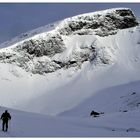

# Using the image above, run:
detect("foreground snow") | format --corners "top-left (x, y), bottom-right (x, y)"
top-left (1, 80), bottom-right (140, 137)
top-left (0, 105), bottom-right (140, 137)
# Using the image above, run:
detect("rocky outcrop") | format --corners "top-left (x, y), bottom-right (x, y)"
top-left (0, 8), bottom-right (138, 75)
top-left (15, 33), bottom-right (65, 57)
top-left (57, 8), bottom-right (138, 36)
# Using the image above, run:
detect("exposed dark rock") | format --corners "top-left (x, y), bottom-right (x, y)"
top-left (131, 92), bottom-right (136, 95)
top-left (0, 8), bottom-right (138, 75)
top-left (16, 34), bottom-right (65, 57)
top-left (123, 110), bottom-right (128, 112)
top-left (58, 9), bottom-right (138, 36)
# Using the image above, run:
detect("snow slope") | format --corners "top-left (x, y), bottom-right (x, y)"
top-left (0, 104), bottom-right (140, 137)
top-left (0, 8), bottom-right (139, 137)
top-left (0, 25), bottom-right (140, 115)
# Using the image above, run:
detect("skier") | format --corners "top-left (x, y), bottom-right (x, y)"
top-left (1, 110), bottom-right (11, 132)
top-left (90, 110), bottom-right (104, 117)
top-left (90, 110), bottom-right (100, 117)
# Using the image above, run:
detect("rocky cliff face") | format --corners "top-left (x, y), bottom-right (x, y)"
top-left (0, 8), bottom-right (139, 75)
top-left (57, 8), bottom-right (138, 36)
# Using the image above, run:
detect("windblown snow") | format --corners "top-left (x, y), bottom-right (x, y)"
top-left (0, 8), bottom-right (140, 137)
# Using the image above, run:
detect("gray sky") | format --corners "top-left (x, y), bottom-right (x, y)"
top-left (0, 3), bottom-right (140, 44)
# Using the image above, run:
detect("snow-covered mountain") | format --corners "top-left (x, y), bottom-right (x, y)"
top-left (0, 8), bottom-right (140, 137)
top-left (0, 8), bottom-right (138, 74)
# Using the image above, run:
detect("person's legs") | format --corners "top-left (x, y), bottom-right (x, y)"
top-left (2, 121), bottom-right (4, 131)
top-left (5, 121), bottom-right (8, 132)
top-left (2, 121), bottom-right (6, 131)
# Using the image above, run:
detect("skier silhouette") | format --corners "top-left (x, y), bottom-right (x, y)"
top-left (1, 110), bottom-right (11, 132)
